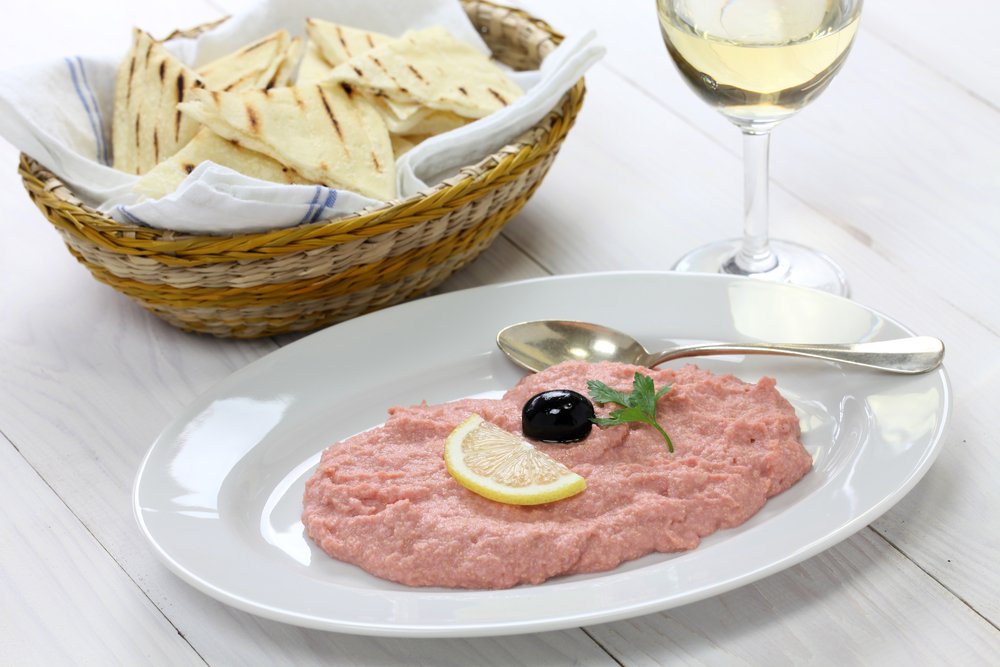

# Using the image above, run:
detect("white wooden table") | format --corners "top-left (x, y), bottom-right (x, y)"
top-left (2, 1), bottom-right (998, 664)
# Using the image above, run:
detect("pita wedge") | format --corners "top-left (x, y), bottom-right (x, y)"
top-left (112, 28), bottom-right (205, 175)
top-left (196, 30), bottom-right (291, 92)
top-left (178, 83), bottom-right (395, 200)
top-left (133, 127), bottom-right (310, 199)
top-left (270, 36), bottom-right (304, 89)
top-left (303, 20), bottom-right (435, 129)
top-left (296, 40), bottom-right (334, 85)
top-left (305, 18), bottom-right (392, 66)
top-left (370, 95), bottom-right (468, 134)
top-left (328, 26), bottom-right (523, 119)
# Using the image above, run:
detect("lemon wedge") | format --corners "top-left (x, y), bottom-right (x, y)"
top-left (444, 414), bottom-right (586, 505)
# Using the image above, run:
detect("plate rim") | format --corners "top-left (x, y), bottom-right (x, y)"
top-left (133, 270), bottom-right (952, 637)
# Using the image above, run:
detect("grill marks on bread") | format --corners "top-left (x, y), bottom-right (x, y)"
top-left (117, 20), bottom-right (517, 204)
top-left (175, 73), bottom-right (186, 141)
top-left (306, 18), bottom-right (392, 67)
top-left (112, 28), bottom-right (204, 174)
top-left (487, 87), bottom-right (509, 106)
top-left (125, 57), bottom-right (136, 105)
top-left (326, 26), bottom-right (522, 120)
top-left (177, 82), bottom-right (394, 199)
top-left (366, 55), bottom-right (409, 95)
top-left (133, 127), bottom-right (310, 200)
top-left (318, 86), bottom-right (346, 144)
top-left (243, 35), bottom-right (273, 53)
top-left (195, 29), bottom-right (295, 93)
top-left (336, 26), bottom-right (349, 54)
top-left (245, 103), bottom-right (260, 132)
top-left (115, 26), bottom-right (302, 184)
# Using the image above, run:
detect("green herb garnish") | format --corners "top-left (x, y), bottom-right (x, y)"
top-left (587, 372), bottom-right (674, 452)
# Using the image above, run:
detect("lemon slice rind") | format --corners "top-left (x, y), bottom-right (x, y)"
top-left (444, 414), bottom-right (586, 506)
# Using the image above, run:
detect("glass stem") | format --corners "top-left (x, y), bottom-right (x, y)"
top-left (726, 129), bottom-right (778, 275)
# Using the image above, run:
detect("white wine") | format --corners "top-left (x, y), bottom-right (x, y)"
top-left (657, 0), bottom-right (861, 131)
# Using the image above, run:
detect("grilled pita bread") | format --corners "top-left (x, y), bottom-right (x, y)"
top-left (369, 95), bottom-right (468, 134)
top-left (328, 26), bottom-right (523, 119)
top-left (302, 21), bottom-right (438, 131)
top-left (301, 21), bottom-right (471, 136)
top-left (196, 30), bottom-right (291, 92)
top-left (112, 28), bottom-right (205, 174)
top-left (270, 36), bottom-right (304, 89)
top-left (178, 83), bottom-right (395, 200)
top-left (296, 40), bottom-right (334, 85)
top-left (133, 127), bottom-right (309, 199)
top-left (305, 19), bottom-right (392, 66)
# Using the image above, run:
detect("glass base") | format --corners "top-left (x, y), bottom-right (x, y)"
top-left (672, 239), bottom-right (850, 297)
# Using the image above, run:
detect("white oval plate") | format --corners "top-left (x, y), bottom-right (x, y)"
top-left (134, 271), bottom-right (950, 637)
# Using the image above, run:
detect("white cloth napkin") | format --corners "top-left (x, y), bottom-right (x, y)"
top-left (0, 0), bottom-right (603, 235)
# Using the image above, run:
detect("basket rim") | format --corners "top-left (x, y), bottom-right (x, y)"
top-left (19, 0), bottom-right (583, 251)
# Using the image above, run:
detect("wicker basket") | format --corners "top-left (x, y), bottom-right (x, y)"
top-left (18, 0), bottom-right (585, 338)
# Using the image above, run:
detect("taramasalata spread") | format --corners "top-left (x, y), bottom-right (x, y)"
top-left (302, 361), bottom-right (811, 589)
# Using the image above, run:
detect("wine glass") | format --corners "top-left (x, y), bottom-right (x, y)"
top-left (656, 0), bottom-right (863, 296)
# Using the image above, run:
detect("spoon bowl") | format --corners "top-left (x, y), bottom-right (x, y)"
top-left (497, 320), bottom-right (945, 375)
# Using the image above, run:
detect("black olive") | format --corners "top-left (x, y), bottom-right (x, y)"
top-left (522, 389), bottom-right (595, 443)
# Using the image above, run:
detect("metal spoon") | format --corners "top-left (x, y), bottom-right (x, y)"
top-left (496, 320), bottom-right (945, 374)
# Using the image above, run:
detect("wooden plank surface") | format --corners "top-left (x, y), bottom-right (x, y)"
top-left (0, 432), bottom-right (205, 666)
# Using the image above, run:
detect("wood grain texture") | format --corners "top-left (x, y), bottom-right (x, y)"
top-left (588, 529), bottom-right (1000, 666)
top-left (0, 433), bottom-right (204, 666)
top-left (433, 235), bottom-right (550, 293)
top-left (862, 0), bottom-right (1000, 109)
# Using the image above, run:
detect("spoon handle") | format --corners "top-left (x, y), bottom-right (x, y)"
top-left (649, 336), bottom-right (945, 374)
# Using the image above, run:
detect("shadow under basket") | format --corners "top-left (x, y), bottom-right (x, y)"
top-left (18, 0), bottom-right (585, 338)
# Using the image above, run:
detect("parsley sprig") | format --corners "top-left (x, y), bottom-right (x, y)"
top-left (587, 372), bottom-right (674, 452)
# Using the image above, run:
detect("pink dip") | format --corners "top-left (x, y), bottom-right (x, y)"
top-left (302, 361), bottom-right (811, 589)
